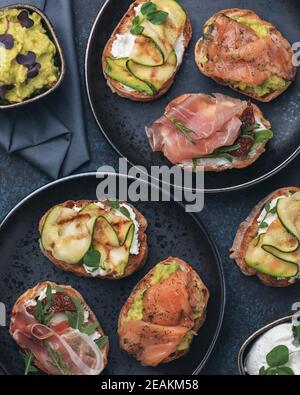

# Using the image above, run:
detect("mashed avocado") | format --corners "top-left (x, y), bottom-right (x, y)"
top-left (0, 9), bottom-right (59, 103)
top-left (229, 15), bottom-right (269, 38)
top-left (233, 75), bottom-right (287, 96)
top-left (126, 262), bottom-right (180, 322)
top-left (177, 330), bottom-right (197, 351)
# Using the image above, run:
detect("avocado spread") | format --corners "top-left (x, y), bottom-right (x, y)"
top-left (233, 75), bottom-right (287, 97)
top-left (126, 261), bottom-right (196, 351)
top-left (0, 9), bottom-right (59, 103)
top-left (229, 15), bottom-right (269, 38)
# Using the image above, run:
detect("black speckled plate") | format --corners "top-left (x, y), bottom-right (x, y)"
top-left (85, 0), bottom-right (300, 193)
top-left (0, 173), bottom-right (225, 375)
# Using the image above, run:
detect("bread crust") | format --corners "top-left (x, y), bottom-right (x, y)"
top-left (118, 257), bottom-right (210, 364)
top-left (9, 281), bottom-right (109, 375)
top-left (230, 187), bottom-right (300, 287)
top-left (102, 0), bottom-right (192, 101)
top-left (39, 200), bottom-right (148, 280)
top-left (195, 8), bottom-right (297, 102)
top-left (154, 93), bottom-right (271, 172)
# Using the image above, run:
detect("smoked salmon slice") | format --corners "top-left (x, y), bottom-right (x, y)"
top-left (197, 10), bottom-right (296, 100)
top-left (118, 258), bottom-right (210, 367)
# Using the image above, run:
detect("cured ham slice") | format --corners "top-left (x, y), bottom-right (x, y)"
top-left (11, 304), bottom-right (104, 375)
top-left (146, 93), bottom-right (247, 164)
top-left (203, 13), bottom-right (295, 85)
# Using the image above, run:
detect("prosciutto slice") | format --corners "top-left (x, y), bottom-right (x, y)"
top-left (11, 305), bottom-right (104, 375)
top-left (146, 93), bottom-right (247, 164)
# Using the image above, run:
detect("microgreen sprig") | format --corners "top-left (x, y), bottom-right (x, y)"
top-left (259, 345), bottom-right (294, 375)
top-left (164, 115), bottom-right (197, 145)
top-left (21, 351), bottom-right (38, 375)
top-left (34, 284), bottom-right (54, 325)
top-left (131, 2), bottom-right (169, 35)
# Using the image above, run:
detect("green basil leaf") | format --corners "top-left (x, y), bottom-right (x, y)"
top-left (83, 249), bottom-right (101, 268)
top-left (131, 25), bottom-right (144, 35)
top-left (147, 10), bottom-right (168, 25)
top-left (141, 2), bottom-right (156, 15)
top-left (95, 335), bottom-right (109, 349)
top-left (120, 206), bottom-right (131, 219)
top-left (266, 345), bottom-right (289, 367)
top-left (270, 207), bottom-right (277, 214)
top-left (276, 366), bottom-right (295, 375)
top-left (264, 203), bottom-right (271, 212)
top-left (254, 129), bottom-right (273, 144)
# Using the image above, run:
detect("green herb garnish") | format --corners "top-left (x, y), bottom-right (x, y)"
top-left (107, 200), bottom-right (120, 210)
top-left (293, 323), bottom-right (300, 345)
top-left (259, 202), bottom-right (276, 230)
top-left (259, 345), bottom-right (294, 375)
top-left (241, 123), bottom-right (261, 134)
top-left (46, 344), bottom-right (70, 375)
top-left (120, 206), bottom-right (131, 219)
top-left (34, 284), bottom-right (54, 325)
top-left (131, 2), bottom-right (169, 35)
top-left (21, 351), bottom-right (38, 375)
top-left (254, 129), bottom-right (273, 144)
top-left (95, 336), bottom-right (109, 350)
top-left (83, 249), bottom-right (101, 272)
top-left (164, 115), bottom-right (197, 145)
top-left (55, 287), bottom-right (100, 336)
top-left (192, 143), bottom-right (241, 163)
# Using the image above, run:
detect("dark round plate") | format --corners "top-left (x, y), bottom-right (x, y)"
top-left (85, 0), bottom-right (300, 193)
top-left (0, 173), bottom-right (225, 375)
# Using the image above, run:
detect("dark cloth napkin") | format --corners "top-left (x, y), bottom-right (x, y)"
top-left (0, 0), bottom-right (90, 178)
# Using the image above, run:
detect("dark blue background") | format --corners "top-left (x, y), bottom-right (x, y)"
top-left (0, 0), bottom-right (299, 375)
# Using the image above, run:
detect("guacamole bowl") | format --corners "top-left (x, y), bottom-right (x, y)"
top-left (0, 4), bottom-right (65, 109)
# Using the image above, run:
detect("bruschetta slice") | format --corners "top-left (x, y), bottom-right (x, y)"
top-left (230, 187), bottom-right (300, 287)
top-left (39, 200), bottom-right (148, 280)
top-left (118, 257), bottom-right (209, 366)
top-left (10, 281), bottom-right (109, 375)
top-left (195, 9), bottom-right (296, 102)
top-left (102, 0), bottom-right (192, 101)
top-left (146, 93), bottom-right (272, 171)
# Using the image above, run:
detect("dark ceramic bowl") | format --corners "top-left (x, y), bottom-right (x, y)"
top-left (238, 315), bottom-right (294, 375)
top-left (0, 4), bottom-right (65, 110)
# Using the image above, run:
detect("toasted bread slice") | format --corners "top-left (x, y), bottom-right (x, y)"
top-left (148, 93), bottom-right (271, 172)
top-left (39, 200), bottom-right (148, 280)
top-left (9, 281), bottom-right (109, 375)
top-left (102, 0), bottom-right (192, 102)
top-left (195, 9), bottom-right (297, 102)
top-left (118, 257), bottom-right (209, 364)
top-left (230, 187), bottom-right (300, 287)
